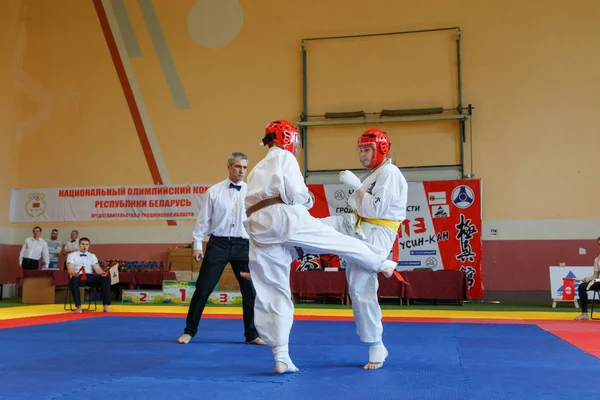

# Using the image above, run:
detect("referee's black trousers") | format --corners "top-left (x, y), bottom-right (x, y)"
top-left (183, 236), bottom-right (259, 341)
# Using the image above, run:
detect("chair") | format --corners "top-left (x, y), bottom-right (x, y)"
top-left (64, 278), bottom-right (98, 312)
top-left (591, 290), bottom-right (600, 320)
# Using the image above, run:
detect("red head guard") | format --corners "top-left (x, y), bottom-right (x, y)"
top-left (357, 128), bottom-right (391, 169)
top-left (262, 120), bottom-right (300, 156)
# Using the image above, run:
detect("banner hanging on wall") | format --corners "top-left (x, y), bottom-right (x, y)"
top-left (303, 179), bottom-right (484, 298)
top-left (10, 179), bottom-right (483, 297)
top-left (9, 185), bottom-right (211, 222)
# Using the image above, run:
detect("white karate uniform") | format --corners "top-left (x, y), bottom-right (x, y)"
top-left (321, 159), bottom-right (407, 343)
top-left (244, 147), bottom-right (392, 348)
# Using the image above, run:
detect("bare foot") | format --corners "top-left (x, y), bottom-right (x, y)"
top-left (240, 272), bottom-right (252, 281)
top-left (575, 314), bottom-right (589, 320)
top-left (246, 337), bottom-right (266, 345)
top-left (178, 334), bottom-right (192, 344)
top-left (363, 361), bottom-right (384, 370)
top-left (275, 360), bottom-right (299, 374)
top-left (103, 305), bottom-right (111, 313)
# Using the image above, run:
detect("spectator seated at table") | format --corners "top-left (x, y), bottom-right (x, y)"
top-left (66, 237), bottom-right (111, 313)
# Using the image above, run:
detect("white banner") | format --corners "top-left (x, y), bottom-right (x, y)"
top-left (9, 185), bottom-right (211, 222)
top-left (549, 266), bottom-right (595, 299)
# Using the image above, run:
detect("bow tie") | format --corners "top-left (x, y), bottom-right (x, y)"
top-left (80, 253), bottom-right (87, 257)
top-left (71, 240), bottom-right (76, 243)
top-left (229, 183), bottom-right (241, 191)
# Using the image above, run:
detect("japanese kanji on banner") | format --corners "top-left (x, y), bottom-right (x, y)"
top-left (300, 179), bottom-right (483, 299)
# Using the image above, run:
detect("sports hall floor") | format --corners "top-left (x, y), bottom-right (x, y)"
top-left (0, 301), bottom-right (597, 400)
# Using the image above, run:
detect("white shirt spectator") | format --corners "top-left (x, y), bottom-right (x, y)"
top-left (193, 179), bottom-right (249, 250)
top-left (67, 251), bottom-right (99, 275)
top-left (64, 239), bottom-right (79, 253)
top-left (19, 237), bottom-right (50, 266)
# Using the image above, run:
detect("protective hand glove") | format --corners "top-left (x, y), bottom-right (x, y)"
top-left (339, 170), bottom-right (362, 190)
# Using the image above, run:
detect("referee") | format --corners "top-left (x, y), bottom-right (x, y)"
top-left (178, 152), bottom-right (264, 345)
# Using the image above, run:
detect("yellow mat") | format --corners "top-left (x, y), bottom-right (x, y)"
top-left (0, 304), bottom-right (581, 322)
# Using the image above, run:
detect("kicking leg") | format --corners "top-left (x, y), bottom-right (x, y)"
top-left (289, 216), bottom-right (396, 275)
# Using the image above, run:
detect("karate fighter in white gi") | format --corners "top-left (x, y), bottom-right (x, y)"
top-left (243, 120), bottom-right (399, 374)
top-left (321, 128), bottom-right (407, 370)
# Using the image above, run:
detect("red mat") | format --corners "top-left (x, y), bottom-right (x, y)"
top-left (538, 320), bottom-right (600, 358)
top-left (0, 313), bottom-right (97, 329)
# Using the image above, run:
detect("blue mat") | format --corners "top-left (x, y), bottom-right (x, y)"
top-left (0, 317), bottom-right (597, 400)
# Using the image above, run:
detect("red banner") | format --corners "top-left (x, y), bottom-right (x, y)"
top-left (297, 180), bottom-right (483, 298)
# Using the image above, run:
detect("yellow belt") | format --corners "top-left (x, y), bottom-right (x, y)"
top-left (354, 212), bottom-right (401, 233)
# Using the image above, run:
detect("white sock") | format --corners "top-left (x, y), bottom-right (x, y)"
top-left (272, 345), bottom-right (298, 373)
top-left (368, 341), bottom-right (387, 363)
